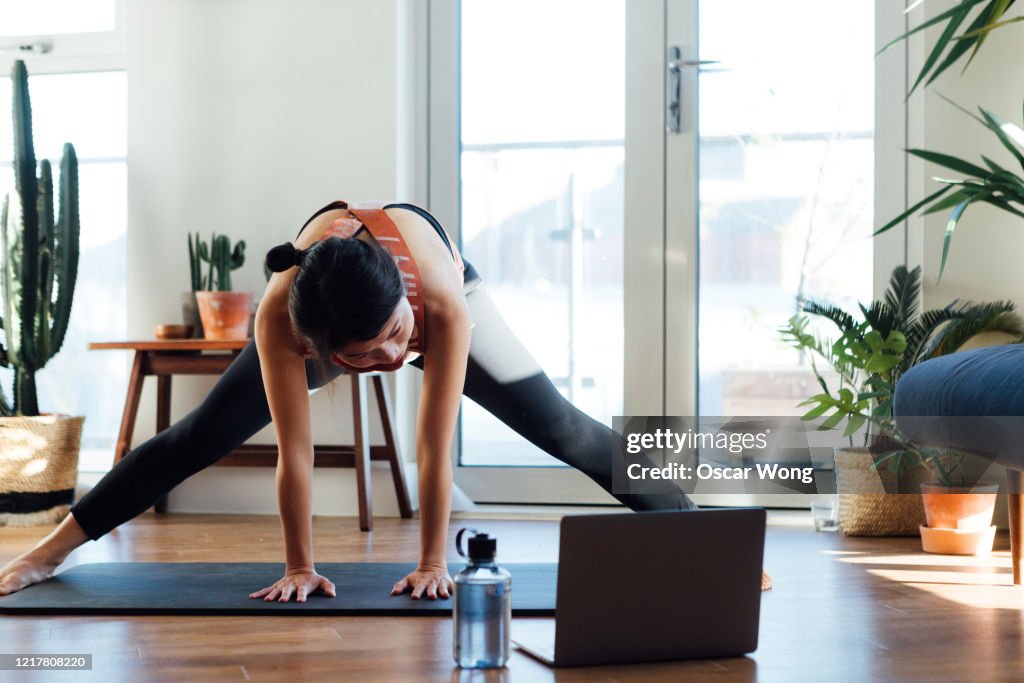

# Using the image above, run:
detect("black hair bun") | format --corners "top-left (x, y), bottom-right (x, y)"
top-left (265, 242), bottom-right (306, 273)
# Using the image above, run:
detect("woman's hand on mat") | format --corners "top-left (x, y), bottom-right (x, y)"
top-left (391, 564), bottom-right (453, 600)
top-left (249, 568), bottom-right (336, 603)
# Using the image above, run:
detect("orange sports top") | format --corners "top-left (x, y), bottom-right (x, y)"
top-left (315, 201), bottom-right (464, 374)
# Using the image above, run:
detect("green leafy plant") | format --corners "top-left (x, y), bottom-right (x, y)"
top-left (874, 96), bottom-right (1024, 279)
top-left (0, 60), bottom-right (80, 417)
top-left (781, 265), bottom-right (1024, 482)
top-left (197, 233), bottom-right (246, 291)
top-left (879, 0), bottom-right (1023, 96)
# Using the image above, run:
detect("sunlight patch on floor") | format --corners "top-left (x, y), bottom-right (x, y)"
top-left (838, 552), bottom-right (1011, 569)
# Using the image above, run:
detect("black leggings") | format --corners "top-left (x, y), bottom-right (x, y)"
top-left (70, 263), bottom-right (697, 541)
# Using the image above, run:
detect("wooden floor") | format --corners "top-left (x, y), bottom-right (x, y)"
top-left (2, 510), bottom-right (1024, 682)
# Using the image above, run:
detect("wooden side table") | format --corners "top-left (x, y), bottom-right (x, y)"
top-left (87, 339), bottom-right (413, 531)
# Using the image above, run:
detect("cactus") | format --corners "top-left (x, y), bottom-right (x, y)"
top-left (0, 60), bottom-right (80, 416)
top-left (198, 233), bottom-right (246, 291)
top-left (188, 232), bottom-right (208, 291)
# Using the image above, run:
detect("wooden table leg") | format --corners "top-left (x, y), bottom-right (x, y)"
top-left (1008, 470), bottom-right (1023, 586)
top-left (154, 374), bottom-right (172, 514)
top-left (352, 374), bottom-right (373, 531)
top-left (113, 351), bottom-right (146, 465)
top-left (372, 375), bottom-right (413, 518)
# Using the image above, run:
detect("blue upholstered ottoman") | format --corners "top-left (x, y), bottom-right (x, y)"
top-left (894, 344), bottom-right (1024, 583)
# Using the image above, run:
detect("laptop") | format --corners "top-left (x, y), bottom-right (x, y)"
top-left (512, 507), bottom-right (766, 667)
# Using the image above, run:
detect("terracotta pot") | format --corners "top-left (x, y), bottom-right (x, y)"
top-left (919, 524), bottom-right (996, 556)
top-left (195, 291), bottom-right (254, 340)
top-left (180, 291), bottom-right (204, 338)
top-left (920, 482), bottom-right (998, 531)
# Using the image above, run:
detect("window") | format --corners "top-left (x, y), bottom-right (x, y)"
top-left (0, 4), bottom-right (125, 472)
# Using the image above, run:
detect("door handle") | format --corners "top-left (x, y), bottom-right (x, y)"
top-left (666, 47), bottom-right (724, 134)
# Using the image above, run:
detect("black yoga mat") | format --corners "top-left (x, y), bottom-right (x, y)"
top-left (0, 562), bottom-right (557, 616)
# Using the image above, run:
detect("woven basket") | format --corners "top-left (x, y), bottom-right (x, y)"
top-left (0, 414), bottom-right (84, 527)
top-left (835, 447), bottom-right (928, 537)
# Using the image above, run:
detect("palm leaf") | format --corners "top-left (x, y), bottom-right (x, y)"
top-left (957, 14), bottom-right (1024, 38)
top-left (860, 301), bottom-right (898, 339)
top-left (883, 0), bottom-right (1022, 95)
top-left (922, 187), bottom-right (984, 215)
top-left (978, 106), bottom-right (1024, 170)
top-left (801, 299), bottom-right (857, 335)
top-left (925, 0), bottom-right (1018, 88)
top-left (874, 187), bottom-right (951, 235)
top-left (877, 0), bottom-right (985, 56)
top-left (981, 194), bottom-right (1024, 218)
top-left (939, 200), bottom-right (970, 280)
top-left (906, 148), bottom-right (992, 178)
top-left (918, 301), bottom-right (1022, 357)
top-left (960, 0), bottom-right (1013, 72)
top-left (883, 265), bottom-right (921, 331)
top-left (910, 0), bottom-right (975, 95)
top-left (903, 306), bottom-right (965, 369)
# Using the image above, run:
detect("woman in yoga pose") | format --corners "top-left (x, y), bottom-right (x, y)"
top-left (0, 200), bottom-right (768, 600)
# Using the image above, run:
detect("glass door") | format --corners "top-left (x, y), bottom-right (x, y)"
top-left (430, 0), bottom-right (889, 505)
top-left (666, 0), bottom-right (879, 505)
top-left (430, 0), bottom-right (667, 503)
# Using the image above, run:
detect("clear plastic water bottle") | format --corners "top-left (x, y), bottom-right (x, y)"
top-left (453, 527), bottom-right (512, 669)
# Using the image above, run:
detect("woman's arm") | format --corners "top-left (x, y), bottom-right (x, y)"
top-left (391, 295), bottom-right (472, 599)
top-left (248, 285), bottom-right (336, 602)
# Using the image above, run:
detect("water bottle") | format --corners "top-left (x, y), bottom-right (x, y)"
top-left (453, 527), bottom-right (512, 668)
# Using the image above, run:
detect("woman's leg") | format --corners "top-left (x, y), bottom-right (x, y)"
top-left (412, 263), bottom-right (698, 512)
top-left (1, 340), bottom-right (345, 595)
top-left (71, 339), bottom-right (345, 540)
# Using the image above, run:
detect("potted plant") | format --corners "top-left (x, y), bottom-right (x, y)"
top-left (878, 443), bottom-right (1001, 555)
top-left (194, 233), bottom-right (250, 340)
top-left (869, 0), bottom-right (1024, 554)
top-left (781, 265), bottom-right (1023, 537)
top-left (867, 98), bottom-right (1022, 553)
top-left (0, 60), bottom-right (85, 526)
top-left (181, 232), bottom-right (208, 338)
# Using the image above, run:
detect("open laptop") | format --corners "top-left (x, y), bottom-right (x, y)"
top-left (512, 507), bottom-right (766, 667)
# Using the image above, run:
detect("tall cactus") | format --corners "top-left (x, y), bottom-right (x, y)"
top-left (0, 60), bottom-right (80, 417)
top-left (199, 233), bottom-right (246, 291)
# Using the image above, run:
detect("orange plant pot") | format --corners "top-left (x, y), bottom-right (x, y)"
top-left (919, 525), bottom-right (997, 556)
top-left (920, 483), bottom-right (999, 531)
top-left (195, 291), bottom-right (254, 340)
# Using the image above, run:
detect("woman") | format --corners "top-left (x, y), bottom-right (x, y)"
top-left (0, 200), bottom-right (767, 600)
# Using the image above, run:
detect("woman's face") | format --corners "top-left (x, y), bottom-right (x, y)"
top-left (334, 298), bottom-right (415, 368)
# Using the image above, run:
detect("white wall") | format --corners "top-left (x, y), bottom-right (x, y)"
top-left (124, 0), bottom-right (425, 515)
top-left (917, 4), bottom-right (1024, 310)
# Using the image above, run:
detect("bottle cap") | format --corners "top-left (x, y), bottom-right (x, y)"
top-left (467, 533), bottom-right (496, 560)
top-left (456, 527), bottom-right (497, 561)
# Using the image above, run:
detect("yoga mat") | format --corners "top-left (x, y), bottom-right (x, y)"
top-left (0, 562), bottom-right (557, 616)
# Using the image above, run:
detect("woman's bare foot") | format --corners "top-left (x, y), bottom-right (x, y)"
top-left (761, 570), bottom-right (773, 591)
top-left (0, 548), bottom-right (62, 596)
top-left (0, 512), bottom-right (89, 597)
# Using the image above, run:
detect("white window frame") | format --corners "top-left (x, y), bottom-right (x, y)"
top-left (0, 0), bottom-right (125, 74)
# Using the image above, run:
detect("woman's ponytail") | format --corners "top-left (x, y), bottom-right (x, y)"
top-left (265, 242), bottom-right (307, 273)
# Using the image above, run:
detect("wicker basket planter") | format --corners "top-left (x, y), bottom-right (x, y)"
top-left (835, 447), bottom-right (929, 537)
top-left (0, 414), bottom-right (84, 526)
